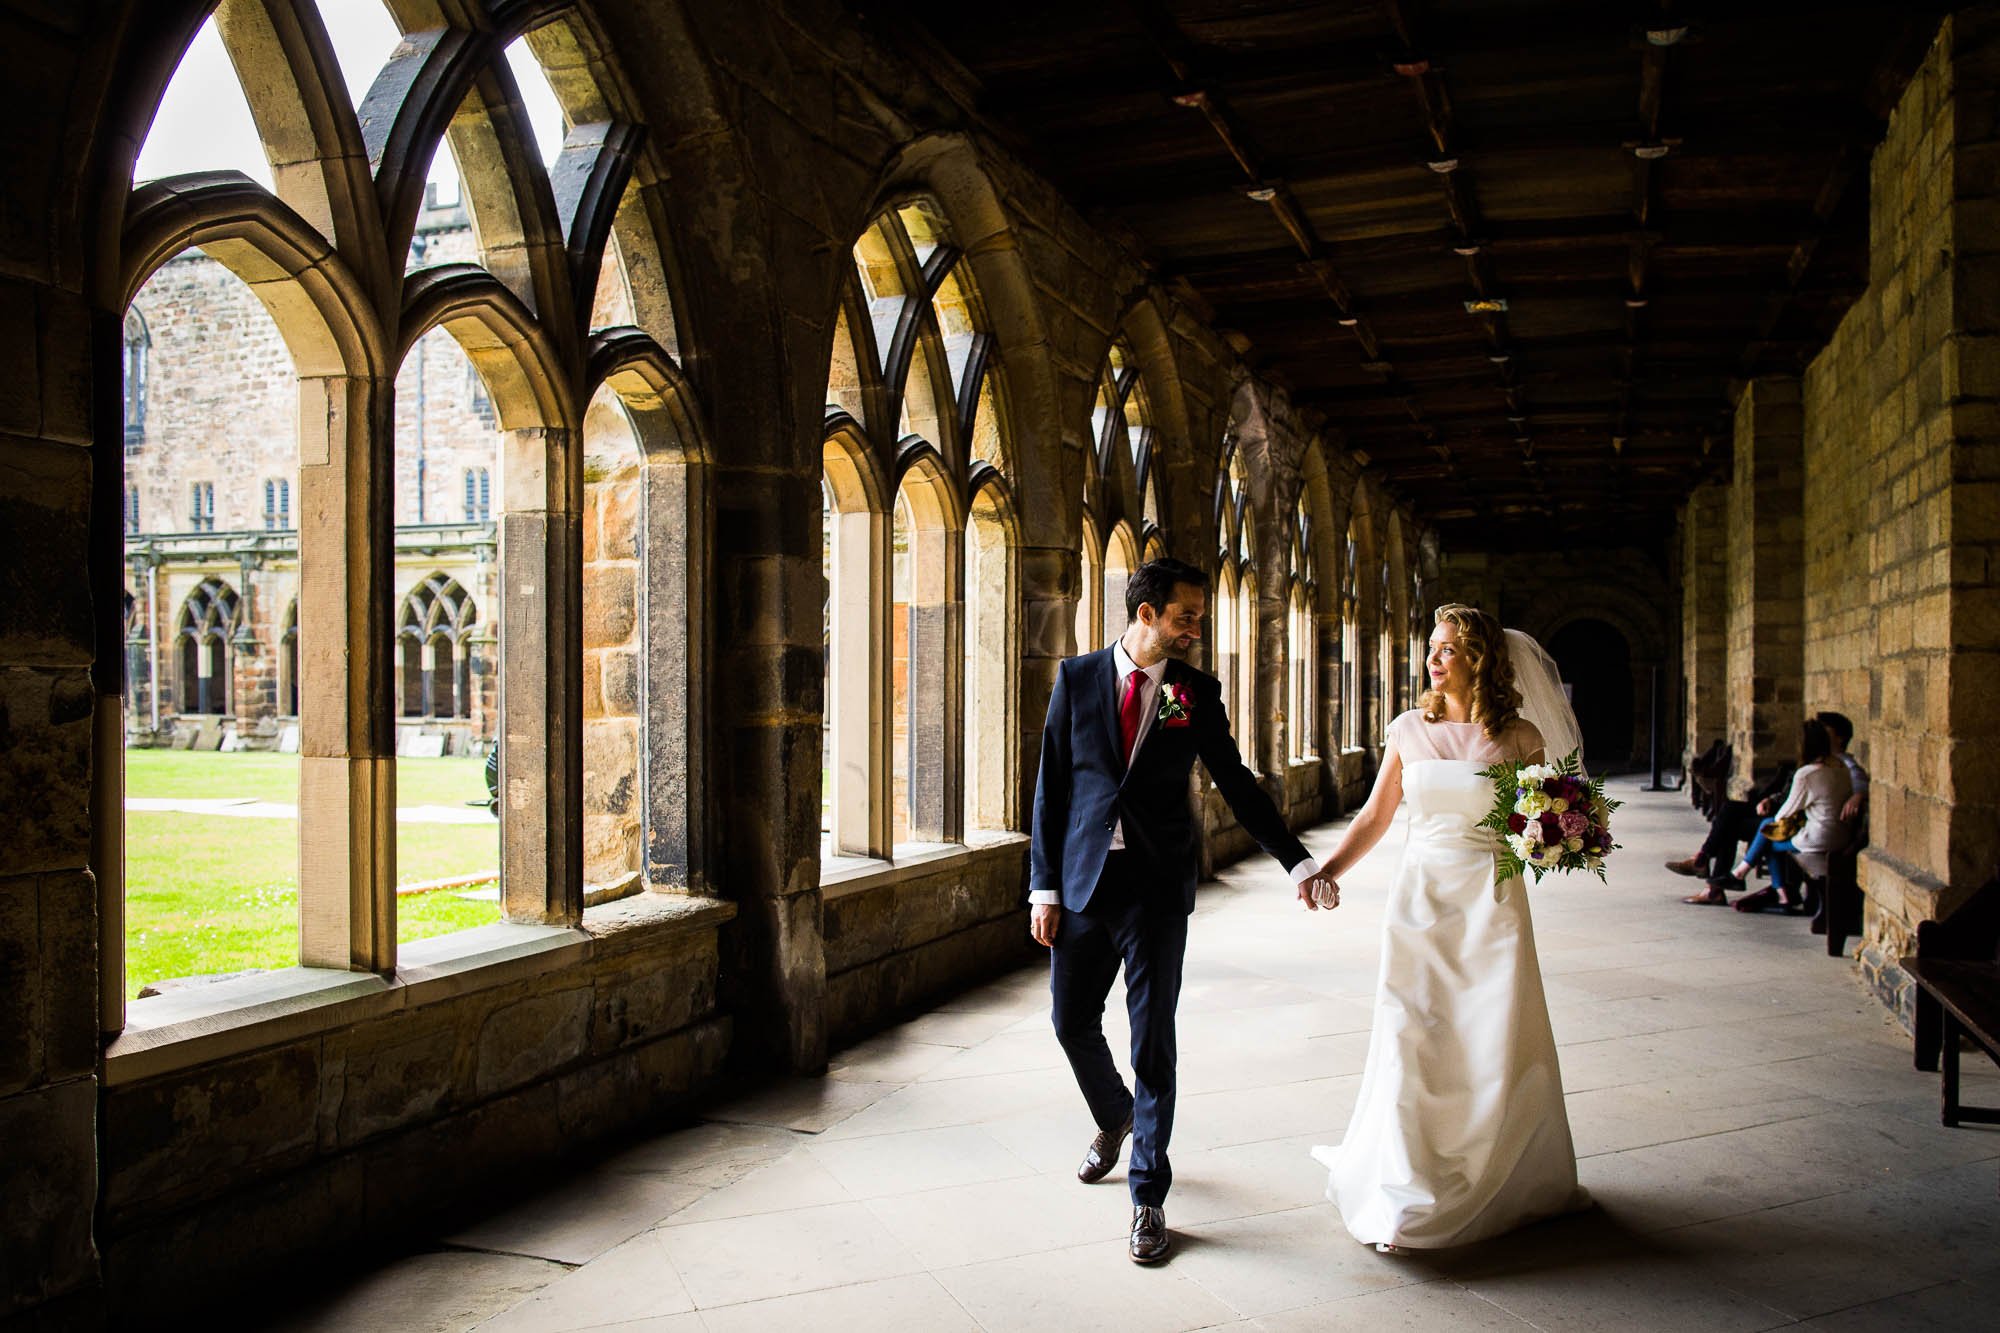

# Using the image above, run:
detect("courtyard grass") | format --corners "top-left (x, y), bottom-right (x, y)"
top-left (123, 751), bottom-right (501, 997)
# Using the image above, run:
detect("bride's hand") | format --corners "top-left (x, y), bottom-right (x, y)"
top-left (1298, 868), bottom-right (1341, 911)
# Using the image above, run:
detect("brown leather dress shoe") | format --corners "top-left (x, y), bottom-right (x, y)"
top-left (1664, 856), bottom-right (1704, 877)
top-left (1130, 1204), bottom-right (1170, 1263)
top-left (1077, 1112), bottom-right (1134, 1184)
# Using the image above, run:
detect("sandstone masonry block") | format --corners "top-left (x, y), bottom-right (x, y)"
top-left (0, 1079), bottom-right (97, 1315)
top-left (474, 986), bottom-right (593, 1097)
top-left (103, 1042), bottom-right (320, 1218)
top-left (0, 667), bottom-right (94, 878)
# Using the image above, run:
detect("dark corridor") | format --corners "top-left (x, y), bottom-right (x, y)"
top-left (1547, 619), bottom-right (1635, 767)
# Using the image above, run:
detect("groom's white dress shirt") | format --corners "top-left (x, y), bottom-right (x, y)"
top-left (1028, 640), bottom-right (1316, 907)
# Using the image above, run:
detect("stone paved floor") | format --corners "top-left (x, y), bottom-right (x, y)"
top-left (262, 779), bottom-right (2000, 1331)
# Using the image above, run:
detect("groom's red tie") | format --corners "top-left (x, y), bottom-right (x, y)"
top-left (1120, 668), bottom-right (1146, 767)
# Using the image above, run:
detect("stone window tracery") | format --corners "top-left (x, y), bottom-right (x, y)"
top-left (108, 0), bottom-right (702, 1014)
top-left (822, 196), bottom-right (1014, 859)
top-left (123, 308), bottom-right (149, 449)
top-left (263, 478), bottom-right (290, 531)
top-left (398, 573), bottom-right (477, 721)
top-left (176, 577), bottom-right (240, 717)
top-left (1289, 498), bottom-right (1316, 761)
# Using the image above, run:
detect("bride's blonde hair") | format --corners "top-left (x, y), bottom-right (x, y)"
top-left (1420, 603), bottom-right (1522, 740)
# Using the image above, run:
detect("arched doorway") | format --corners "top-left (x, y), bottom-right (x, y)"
top-left (1547, 619), bottom-right (1634, 767)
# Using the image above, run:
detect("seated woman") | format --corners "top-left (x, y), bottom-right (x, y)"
top-left (1729, 718), bottom-right (1853, 913)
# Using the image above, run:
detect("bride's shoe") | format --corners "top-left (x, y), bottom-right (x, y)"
top-left (1374, 1242), bottom-right (1402, 1254)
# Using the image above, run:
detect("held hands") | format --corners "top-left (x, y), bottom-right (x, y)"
top-left (1298, 866), bottom-right (1341, 911)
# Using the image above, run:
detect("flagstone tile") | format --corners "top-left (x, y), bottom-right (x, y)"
top-left (267, 1251), bottom-right (565, 1333)
top-left (806, 1123), bottom-right (1035, 1198)
top-left (442, 1172), bottom-right (706, 1265)
top-left (473, 1230), bottom-right (694, 1331)
top-left (935, 1244), bottom-right (1241, 1332)
top-left (650, 1201), bottom-right (923, 1308)
top-left (696, 1273), bottom-right (977, 1333)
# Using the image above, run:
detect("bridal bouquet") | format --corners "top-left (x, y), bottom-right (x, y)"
top-left (1478, 750), bottom-right (1619, 883)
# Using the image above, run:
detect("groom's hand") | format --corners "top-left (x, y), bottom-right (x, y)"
top-left (1298, 869), bottom-right (1341, 911)
top-left (1030, 904), bottom-right (1060, 947)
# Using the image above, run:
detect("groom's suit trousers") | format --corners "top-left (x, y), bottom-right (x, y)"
top-left (1050, 850), bottom-right (1189, 1207)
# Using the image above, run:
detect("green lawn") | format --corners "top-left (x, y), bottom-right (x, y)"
top-left (124, 751), bottom-right (501, 998)
top-left (125, 749), bottom-right (492, 808)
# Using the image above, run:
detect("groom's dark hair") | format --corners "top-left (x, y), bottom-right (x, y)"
top-left (1126, 557), bottom-right (1209, 623)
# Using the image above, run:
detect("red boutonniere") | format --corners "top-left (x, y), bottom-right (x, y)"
top-left (1158, 681), bottom-right (1194, 728)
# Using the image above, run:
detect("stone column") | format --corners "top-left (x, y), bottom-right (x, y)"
top-left (717, 463), bottom-right (827, 1074)
top-left (1725, 376), bottom-right (1805, 795)
top-left (1017, 542), bottom-right (1073, 826)
top-left (1680, 482), bottom-right (1730, 763)
top-left (0, 283), bottom-right (104, 1314)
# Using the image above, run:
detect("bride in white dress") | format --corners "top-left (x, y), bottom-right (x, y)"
top-left (1305, 603), bottom-right (1586, 1250)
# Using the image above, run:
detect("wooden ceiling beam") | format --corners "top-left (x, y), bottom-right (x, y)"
top-left (1041, 107), bottom-right (1881, 210)
top-left (1377, 0), bottom-right (1528, 471)
top-left (1128, 0), bottom-right (1418, 415)
top-left (1151, 214), bottom-right (1836, 283)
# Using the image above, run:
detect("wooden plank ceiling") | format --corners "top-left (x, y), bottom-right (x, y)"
top-left (860, 1), bottom-right (1943, 550)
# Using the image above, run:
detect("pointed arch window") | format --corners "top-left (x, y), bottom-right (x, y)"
top-left (123, 308), bottom-right (150, 449)
top-left (823, 197), bottom-right (1013, 859)
top-left (1289, 498), bottom-right (1316, 761)
top-left (176, 577), bottom-right (239, 716)
top-left (263, 478), bottom-right (290, 531)
top-left (398, 574), bottom-right (478, 720)
top-left (1378, 562), bottom-right (1394, 734)
top-left (106, 0), bottom-right (694, 1014)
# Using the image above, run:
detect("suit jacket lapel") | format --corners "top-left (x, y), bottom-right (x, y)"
top-left (1099, 649), bottom-right (1126, 772)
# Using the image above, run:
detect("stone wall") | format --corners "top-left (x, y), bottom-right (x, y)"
top-left (98, 900), bottom-right (730, 1307)
top-left (822, 838), bottom-right (1036, 1044)
top-left (1784, 12), bottom-right (2000, 1017)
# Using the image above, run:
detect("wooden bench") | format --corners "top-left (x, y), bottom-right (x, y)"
top-left (1901, 874), bottom-right (2000, 1195)
top-left (1910, 871), bottom-right (2000, 1074)
top-left (1900, 959), bottom-right (2000, 1133)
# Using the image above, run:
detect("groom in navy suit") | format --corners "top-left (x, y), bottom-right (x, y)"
top-left (1030, 557), bottom-right (1334, 1262)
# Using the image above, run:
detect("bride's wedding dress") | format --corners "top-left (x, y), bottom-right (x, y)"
top-left (1312, 707), bottom-right (1583, 1248)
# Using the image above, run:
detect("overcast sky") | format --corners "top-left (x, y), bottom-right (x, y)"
top-left (135, 0), bottom-right (566, 200)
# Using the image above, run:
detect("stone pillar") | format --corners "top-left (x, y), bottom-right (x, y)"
top-left (1725, 376), bottom-right (1805, 795)
top-left (717, 463), bottom-right (827, 1074)
top-left (0, 281), bottom-right (103, 1312)
top-left (1016, 541), bottom-right (1071, 822)
top-left (1680, 482), bottom-right (1730, 763)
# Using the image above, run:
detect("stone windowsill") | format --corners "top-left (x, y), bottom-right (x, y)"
top-left (103, 894), bottom-right (736, 1087)
top-left (820, 832), bottom-right (1031, 900)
